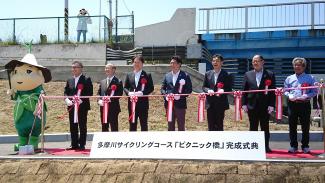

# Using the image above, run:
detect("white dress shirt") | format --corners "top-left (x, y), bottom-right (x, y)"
top-left (214, 69), bottom-right (221, 85)
top-left (74, 74), bottom-right (82, 87)
top-left (255, 69), bottom-right (263, 87)
top-left (172, 70), bottom-right (180, 86)
top-left (134, 70), bottom-right (142, 87)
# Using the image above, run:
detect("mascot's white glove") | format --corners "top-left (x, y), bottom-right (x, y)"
top-left (242, 105), bottom-right (248, 113)
top-left (98, 99), bottom-right (104, 106)
top-left (65, 98), bottom-right (73, 106)
top-left (174, 94), bottom-right (180, 100)
top-left (207, 89), bottom-right (214, 96)
top-left (267, 106), bottom-right (274, 114)
top-left (128, 92), bottom-right (135, 96)
top-left (6, 89), bottom-right (16, 95)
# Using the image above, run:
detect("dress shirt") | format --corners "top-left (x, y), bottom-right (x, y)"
top-left (134, 70), bottom-right (142, 87)
top-left (172, 70), bottom-right (180, 86)
top-left (255, 69), bottom-right (263, 87)
top-left (214, 69), bottom-right (221, 85)
top-left (74, 74), bottom-right (82, 87)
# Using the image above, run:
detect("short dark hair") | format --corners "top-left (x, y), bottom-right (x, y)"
top-left (171, 55), bottom-right (182, 64)
top-left (132, 55), bottom-right (144, 63)
top-left (212, 54), bottom-right (224, 61)
top-left (72, 61), bottom-right (83, 68)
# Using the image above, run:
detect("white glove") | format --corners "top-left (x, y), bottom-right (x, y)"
top-left (267, 106), bottom-right (274, 114)
top-left (78, 99), bottom-right (83, 104)
top-left (174, 94), bottom-right (180, 100)
top-left (297, 94), bottom-right (308, 100)
top-left (242, 105), bottom-right (248, 113)
top-left (128, 92), bottom-right (135, 96)
top-left (98, 99), bottom-right (103, 106)
top-left (65, 98), bottom-right (73, 106)
top-left (217, 89), bottom-right (224, 96)
top-left (135, 91), bottom-right (143, 96)
top-left (288, 94), bottom-right (296, 101)
top-left (7, 89), bottom-right (16, 95)
top-left (207, 89), bottom-right (214, 96)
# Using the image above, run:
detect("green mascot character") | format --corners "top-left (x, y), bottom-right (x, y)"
top-left (5, 53), bottom-right (52, 151)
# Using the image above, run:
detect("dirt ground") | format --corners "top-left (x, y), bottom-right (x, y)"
top-left (0, 79), bottom-right (322, 135)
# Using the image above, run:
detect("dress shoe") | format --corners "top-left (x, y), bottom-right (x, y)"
top-left (66, 146), bottom-right (79, 150)
top-left (265, 147), bottom-right (272, 153)
top-left (77, 146), bottom-right (86, 151)
top-left (288, 147), bottom-right (298, 153)
top-left (302, 147), bottom-right (311, 154)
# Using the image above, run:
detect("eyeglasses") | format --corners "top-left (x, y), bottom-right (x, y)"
top-left (72, 66), bottom-right (81, 69)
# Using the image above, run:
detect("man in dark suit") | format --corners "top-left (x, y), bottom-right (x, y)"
top-left (64, 61), bottom-right (93, 150)
top-left (242, 55), bottom-right (275, 153)
top-left (161, 55), bottom-right (192, 131)
top-left (97, 63), bottom-right (123, 132)
top-left (202, 54), bottom-right (232, 131)
top-left (124, 55), bottom-right (154, 131)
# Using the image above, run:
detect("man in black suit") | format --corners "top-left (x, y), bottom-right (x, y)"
top-left (124, 55), bottom-right (154, 131)
top-left (202, 54), bottom-right (232, 131)
top-left (242, 55), bottom-right (275, 153)
top-left (161, 55), bottom-right (192, 131)
top-left (64, 61), bottom-right (93, 150)
top-left (97, 63), bottom-right (123, 132)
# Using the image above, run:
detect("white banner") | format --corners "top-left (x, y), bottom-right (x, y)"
top-left (90, 131), bottom-right (266, 160)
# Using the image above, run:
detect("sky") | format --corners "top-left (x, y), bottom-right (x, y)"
top-left (0, 0), bottom-right (312, 28)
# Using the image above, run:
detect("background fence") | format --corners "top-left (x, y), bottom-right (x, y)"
top-left (198, 1), bottom-right (325, 33)
top-left (0, 14), bottom-right (134, 45)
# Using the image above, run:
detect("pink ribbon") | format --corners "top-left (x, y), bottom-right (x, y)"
top-left (102, 96), bottom-right (110, 124)
top-left (129, 95), bottom-right (138, 123)
top-left (197, 94), bottom-right (206, 122)
top-left (167, 94), bottom-right (174, 122)
top-left (233, 91), bottom-right (242, 121)
top-left (275, 88), bottom-right (284, 120)
top-left (73, 95), bottom-right (80, 123)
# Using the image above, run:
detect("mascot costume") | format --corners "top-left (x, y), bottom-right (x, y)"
top-left (5, 48), bottom-right (51, 152)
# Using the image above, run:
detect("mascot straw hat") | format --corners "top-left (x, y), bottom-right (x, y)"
top-left (5, 53), bottom-right (52, 83)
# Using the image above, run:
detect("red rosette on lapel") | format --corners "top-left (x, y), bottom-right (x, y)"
top-left (301, 83), bottom-right (309, 95)
top-left (216, 82), bottom-right (224, 96)
top-left (140, 78), bottom-right (147, 91)
top-left (264, 79), bottom-right (271, 95)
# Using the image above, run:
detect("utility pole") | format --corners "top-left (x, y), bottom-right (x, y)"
top-left (99, 0), bottom-right (102, 40)
top-left (115, 0), bottom-right (118, 46)
top-left (64, 0), bottom-right (69, 42)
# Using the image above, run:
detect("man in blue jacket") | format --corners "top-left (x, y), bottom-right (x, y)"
top-left (161, 55), bottom-right (192, 131)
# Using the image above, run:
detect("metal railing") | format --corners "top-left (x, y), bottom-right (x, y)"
top-left (198, 1), bottom-right (325, 33)
top-left (0, 14), bottom-right (134, 45)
